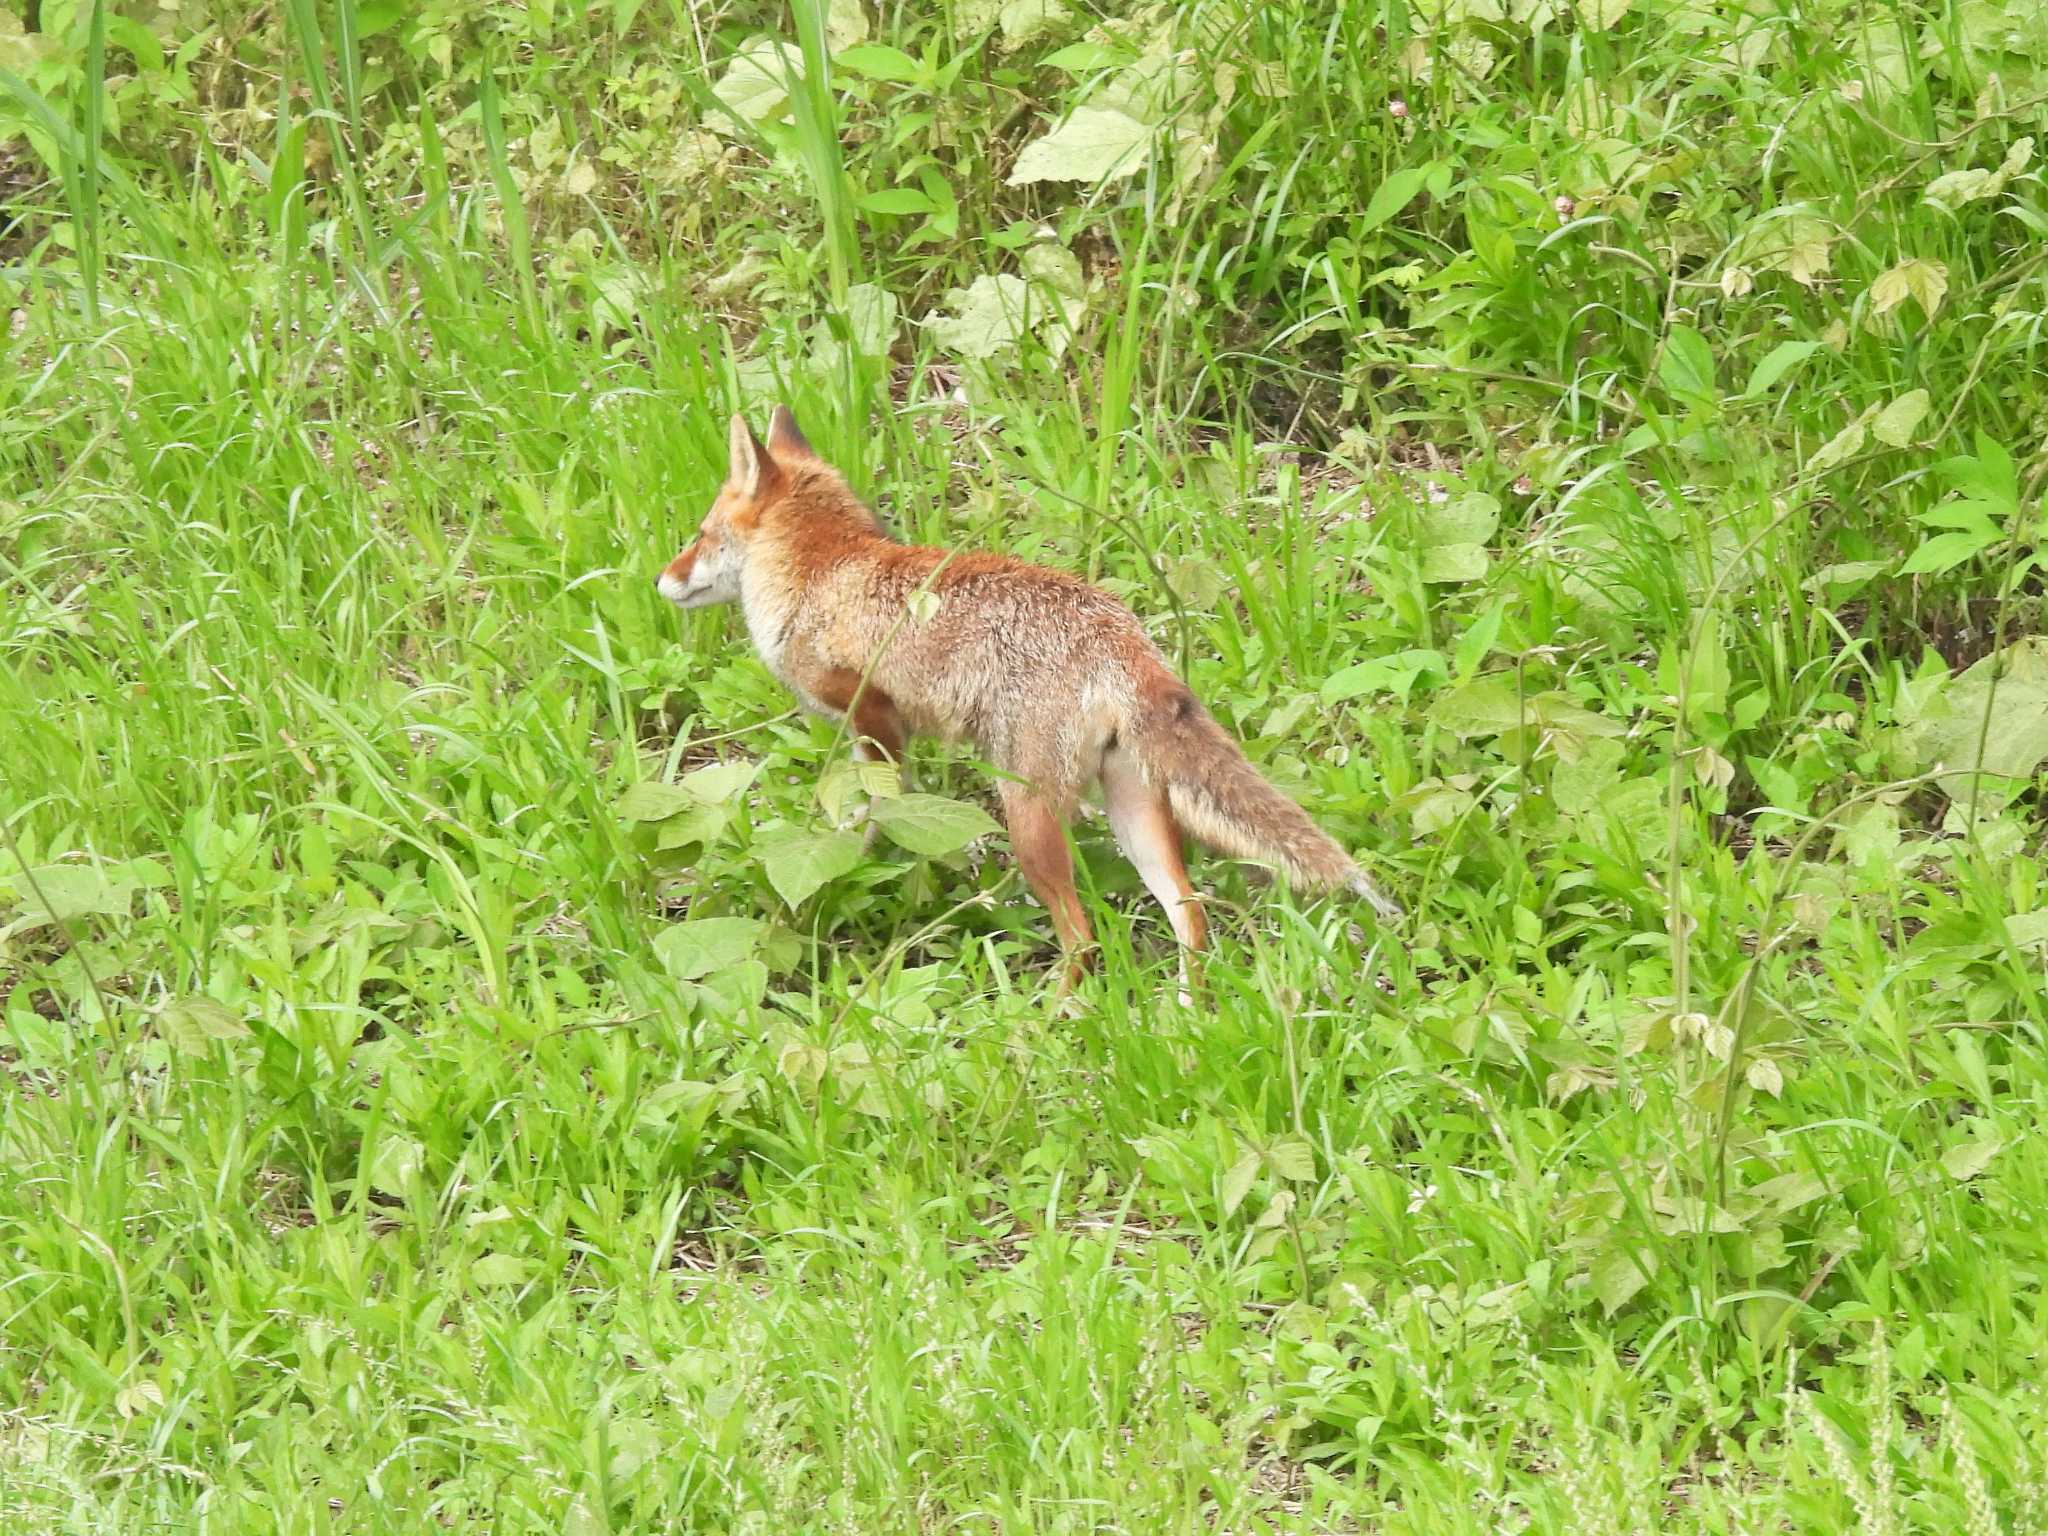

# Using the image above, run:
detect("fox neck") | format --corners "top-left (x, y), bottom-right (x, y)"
top-left (738, 492), bottom-right (885, 676)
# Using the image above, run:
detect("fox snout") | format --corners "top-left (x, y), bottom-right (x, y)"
top-left (657, 544), bottom-right (707, 607)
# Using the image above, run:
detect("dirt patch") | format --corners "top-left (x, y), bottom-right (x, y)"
top-left (0, 138), bottom-right (47, 265)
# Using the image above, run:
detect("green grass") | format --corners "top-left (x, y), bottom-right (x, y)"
top-left (5, 0), bottom-right (2048, 1530)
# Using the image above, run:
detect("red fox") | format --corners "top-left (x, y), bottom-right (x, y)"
top-left (658, 406), bottom-right (1402, 987)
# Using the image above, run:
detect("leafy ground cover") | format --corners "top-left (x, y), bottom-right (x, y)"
top-left (5, 0), bottom-right (2048, 1530)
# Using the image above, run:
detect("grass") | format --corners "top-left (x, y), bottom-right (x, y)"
top-left (4, 0), bottom-right (2048, 1530)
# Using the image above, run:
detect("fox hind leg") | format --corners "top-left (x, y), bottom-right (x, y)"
top-left (999, 782), bottom-right (1093, 991)
top-left (1100, 745), bottom-right (1206, 1001)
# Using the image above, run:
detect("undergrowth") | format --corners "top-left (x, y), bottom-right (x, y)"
top-left (4, 0), bottom-right (2047, 1530)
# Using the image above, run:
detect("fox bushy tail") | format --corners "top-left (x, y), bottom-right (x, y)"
top-left (1125, 684), bottom-right (1402, 920)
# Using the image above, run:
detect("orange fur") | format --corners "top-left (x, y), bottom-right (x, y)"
top-left (657, 407), bottom-right (1401, 986)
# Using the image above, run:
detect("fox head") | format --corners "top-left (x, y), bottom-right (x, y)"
top-left (657, 406), bottom-right (817, 609)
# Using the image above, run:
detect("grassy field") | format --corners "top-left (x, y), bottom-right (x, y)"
top-left (5, 0), bottom-right (2048, 1530)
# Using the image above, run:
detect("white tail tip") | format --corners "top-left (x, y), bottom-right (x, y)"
top-left (1348, 870), bottom-right (1404, 923)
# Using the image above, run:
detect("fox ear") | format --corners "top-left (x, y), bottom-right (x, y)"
top-left (767, 405), bottom-right (815, 461)
top-left (727, 414), bottom-right (772, 496)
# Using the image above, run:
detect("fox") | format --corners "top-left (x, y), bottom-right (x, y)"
top-left (657, 405), bottom-right (1402, 989)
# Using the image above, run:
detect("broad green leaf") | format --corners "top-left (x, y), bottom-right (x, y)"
top-left (871, 794), bottom-right (1001, 856)
top-left (620, 761), bottom-right (758, 822)
top-left (2, 864), bottom-right (134, 927)
top-left (1551, 739), bottom-right (1624, 816)
top-left (1922, 166), bottom-right (2001, 211)
top-left (654, 802), bottom-right (733, 850)
top-left (826, 0), bottom-right (870, 51)
top-left (1220, 1152), bottom-right (1260, 1218)
top-left (710, 37), bottom-right (803, 128)
top-left (1321, 649), bottom-right (1447, 703)
top-left (1923, 136), bottom-right (2031, 212)
top-left (1804, 411), bottom-right (1870, 475)
top-left (1869, 258), bottom-right (1948, 321)
top-left (637, 1078), bottom-right (721, 1132)
top-left (159, 997), bottom-right (251, 1055)
top-left (1252, 1189), bottom-right (1295, 1230)
top-left (1359, 165), bottom-right (1432, 233)
top-left (1265, 1137), bottom-right (1316, 1181)
top-left (1899, 527), bottom-right (1998, 575)
top-left (367, 1134), bottom-right (423, 1197)
top-left (1165, 555), bottom-right (1228, 607)
top-left (1258, 691), bottom-right (1318, 741)
top-left (1747, 756), bottom-right (1803, 812)
top-left (927, 274), bottom-right (1035, 358)
top-left (1916, 500), bottom-right (2002, 534)
top-left (1530, 692), bottom-right (1627, 737)
top-left (818, 758), bottom-right (904, 825)
top-left (1007, 106), bottom-right (1153, 186)
top-left (1583, 777), bottom-right (1666, 852)
top-left (1853, 20), bottom-right (1912, 96)
top-left (2005, 910), bottom-right (2048, 948)
top-left (1417, 492), bottom-right (1499, 546)
top-left (1658, 325), bottom-right (1717, 402)
top-left (1429, 677), bottom-right (1525, 738)
top-left (1900, 637), bottom-right (2048, 787)
top-left (1454, 601), bottom-right (1507, 682)
top-left (1577, 0), bottom-right (1633, 29)
top-left (999, 0), bottom-right (1069, 49)
top-left (1803, 559), bottom-right (1890, 596)
top-left (858, 187), bottom-right (934, 215)
top-left (756, 825), bottom-right (865, 908)
top-left (114, 1380), bottom-right (164, 1420)
top-left (1410, 784), bottom-right (1476, 835)
top-left (846, 282), bottom-right (901, 354)
top-left (1672, 616), bottom-right (1730, 721)
top-left (682, 759), bottom-right (762, 803)
top-left (354, 0), bottom-right (404, 36)
top-left (1872, 388), bottom-right (1931, 448)
top-left (654, 916), bottom-right (769, 980)
top-left (1750, 1170), bottom-right (1829, 1212)
top-left (470, 1253), bottom-right (536, 1287)
top-left (1742, 339), bottom-right (1820, 398)
top-left (1734, 210), bottom-right (1833, 286)
top-left (1591, 1246), bottom-right (1655, 1315)
top-left (1940, 1137), bottom-right (2001, 1182)
top-left (691, 961), bottom-right (771, 1016)
top-left (1621, 1009), bottom-right (1674, 1057)
top-left (616, 782), bottom-right (699, 822)
top-left (1020, 241), bottom-right (1086, 300)
top-left (1419, 542), bottom-right (1489, 583)
top-left (815, 283), bottom-right (903, 373)
top-left (1041, 40), bottom-right (1124, 71)
top-left (835, 43), bottom-right (920, 80)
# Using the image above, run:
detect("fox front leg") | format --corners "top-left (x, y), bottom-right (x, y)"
top-left (810, 669), bottom-right (911, 845)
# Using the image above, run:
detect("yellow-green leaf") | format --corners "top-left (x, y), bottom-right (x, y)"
top-left (159, 997), bottom-right (252, 1055)
top-left (1871, 388), bottom-right (1931, 448)
top-left (1265, 1136), bottom-right (1317, 1181)
top-left (1007, 106), bottom-right (1153, 186)
top-left (1870, 258), bottom-right (1947, 321)
top-left (1576, 0), bottom-right (1633, 29)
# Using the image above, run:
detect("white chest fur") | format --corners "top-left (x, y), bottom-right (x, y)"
top-left (739, 567), bottom-right (797, 679)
